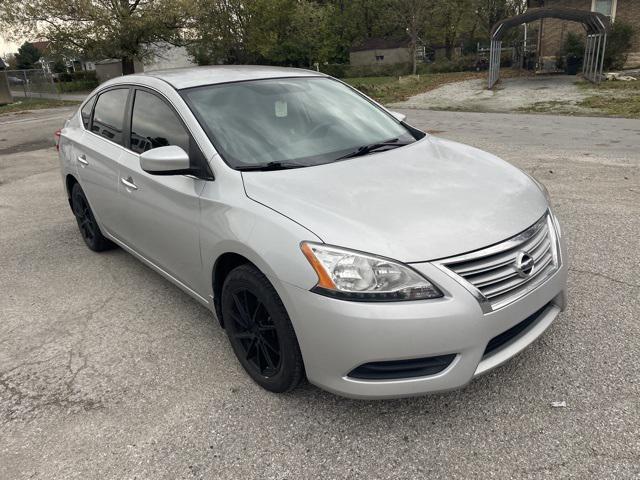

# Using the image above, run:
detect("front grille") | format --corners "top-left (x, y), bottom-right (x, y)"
top-left (483, 303), bottom-right (550, 358)
top-left (348, 354), bottom-right (456, 380)
top-left (438, 213), bottom-right (559, 312)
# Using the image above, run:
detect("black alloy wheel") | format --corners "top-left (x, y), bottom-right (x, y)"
top-left (71, 183), bottom-right (115, 252)
top-left (222, 264), bottom-right (304, 393)
top-left (228, 288), bottom-right (281, 377)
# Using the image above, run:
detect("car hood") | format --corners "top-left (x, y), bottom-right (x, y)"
top-left (242, 136), bottom-right (548, 263)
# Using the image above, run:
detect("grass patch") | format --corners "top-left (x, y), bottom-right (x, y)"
top-left (343, 72), bottom-right (483, 104)
top-left (576, 79), bottom-right (640, 118)
top-left (0, 98), bottom-right (80, 115)
top-left (576, 79), bottom-right (640, 91)
top-left (579, 94), bottom-right (640, 118)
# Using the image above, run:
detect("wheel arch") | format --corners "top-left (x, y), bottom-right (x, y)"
top-left (65, 174), bottom-right (79, 211)
top-left (203, 210), bottom-right (321, 330)
top-left (212, 252), bottom-right (256, 327)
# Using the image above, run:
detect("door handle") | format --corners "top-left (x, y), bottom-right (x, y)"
top-left (77, 154), bottom-right (88, 166)
top-left (121, 176), bottom-right (138, 191)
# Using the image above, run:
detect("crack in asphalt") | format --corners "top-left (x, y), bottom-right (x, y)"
top-left (568, 267), bottom-right (639, 289)
top-left (0, 289), bottom-right (122, 424)
top-left (0, 353), bottom-right (103, 427)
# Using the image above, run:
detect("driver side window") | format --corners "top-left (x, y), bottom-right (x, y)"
top-left (130, 90), bottom-right (190, 155)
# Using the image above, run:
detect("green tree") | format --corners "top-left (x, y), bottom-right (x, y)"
top-left (394, 0), bottom-right (435, 74)
top-left (15, 42), bottom-right (41, 69)
top-left (434, 0), bottom-right (474, 59)
top-left (320, 0), bottom-right (400, 64)
top-left (189, 0), bottom-right (251, 65)
top-left (191, 0), bottom-right (335, 67)
top-left (190, 0), bottom-right (405, 66)
top-left (248, 0), bottom-right (330, 66)
top-left (6, 53), bottom-right (18, 70)
top-left (0, 0), bottom-right (192, 74)
top-left (52, 58), bottom-right (67, 74)
top-left (473, 0), bottom-right (526, 38)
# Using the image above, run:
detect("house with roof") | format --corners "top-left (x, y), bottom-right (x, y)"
top-left (350, 38), bottom-right (414, 66)
top-left (349, 37), bottom-right (463, 67)
top-left (93, 43), bottom-right (196, 82)
top-left (529, 0), bottom-right (640, 68)
top-left (30, 41), bottom-right (96, 73)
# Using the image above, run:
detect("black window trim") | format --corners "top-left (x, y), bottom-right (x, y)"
top-left (87, 85), bottom-right (132, 145)
top-left (128, 86), bottom-right (214, 180)
top-left (82, 83), bottom-right (214, 181)
top-left (81, 94), bottom-right (97, 130)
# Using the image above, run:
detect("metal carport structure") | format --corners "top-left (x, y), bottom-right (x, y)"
top-left (488, 7), bottom-right (610, 89)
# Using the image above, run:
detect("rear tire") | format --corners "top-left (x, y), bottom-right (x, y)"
top-left (71, 183), bottom-right (116, 252)
top-left (221, 264), bottom-right (305, 393)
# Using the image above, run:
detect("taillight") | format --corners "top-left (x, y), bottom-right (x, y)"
top-left (54, 129), bottom-right (61, 151)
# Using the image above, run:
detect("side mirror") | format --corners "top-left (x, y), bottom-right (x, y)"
top-left (389, 111), bottom-right (407, 123)
top-left (140, 145), bottom-right (190, 175)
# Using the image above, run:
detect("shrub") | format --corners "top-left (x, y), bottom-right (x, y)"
top-left (319, 63), bottom-right (348, 78)
top-left (320, 63), bottom-right (412, 78)
top-left (563, 32), bottom-right (585, 60)
top-left (420, 59), bottom-right (457, 74)
top-left (56, 79), bottom-right (99, 93)
top-left (557, 32), bottom-right (585, 71)
top-left (604, 21), bottom-right (635, 71)
top-left (500, 52), bottom-right (513, 68)
top-left (55, 70), bottom-right (98, 92)
top-left (58, 70), bottom-right (98, 82)
top-left (418, 55), bottom-right (484, 74)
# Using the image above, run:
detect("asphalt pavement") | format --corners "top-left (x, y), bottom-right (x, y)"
top-left (1, 107), bottom-right (638, 479)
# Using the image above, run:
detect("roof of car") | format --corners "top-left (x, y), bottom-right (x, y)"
top-left (139, 65), bottom-right (326, 90)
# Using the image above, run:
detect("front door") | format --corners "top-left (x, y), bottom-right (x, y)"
top-left (113, 88), bottom-right (206, 293)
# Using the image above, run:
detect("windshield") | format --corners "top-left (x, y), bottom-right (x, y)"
top-left (181, 77), bottom-right (418, 170)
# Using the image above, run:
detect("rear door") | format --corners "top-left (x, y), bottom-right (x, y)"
top-left (76, 87), bottom-right (130, 235)
top-left (114, 87), bottom-right (208, 290)
top-left (59, 95), bottom-right (95, 181)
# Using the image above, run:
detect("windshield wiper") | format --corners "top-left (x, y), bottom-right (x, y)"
top-left (236, 161), bottom-right (306, 172)
top-left (335, 138), bottom-right (412, 161)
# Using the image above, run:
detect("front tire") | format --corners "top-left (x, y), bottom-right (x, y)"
top-left (71, 183), bottom-right (116, 252)
top-left (221, 264), bottom-right (304, 393)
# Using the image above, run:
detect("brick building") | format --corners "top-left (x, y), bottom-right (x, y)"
top-left (531, 0), bottom-right (640, 69)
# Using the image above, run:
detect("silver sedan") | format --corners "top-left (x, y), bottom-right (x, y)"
top-left (57, 66), bottom-right (567, 399)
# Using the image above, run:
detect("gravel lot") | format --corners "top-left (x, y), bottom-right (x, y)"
top-left (1, 107), bottom-right (639, 479)
top-left (390, 75), bottom-right (593, 114)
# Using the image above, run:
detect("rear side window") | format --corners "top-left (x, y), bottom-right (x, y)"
top-left (91, 88), bottom-right (129, 145)
top-left (130, 90), bottom-right (190, 154)
top-left (81, 96), bottom-right (95, 129)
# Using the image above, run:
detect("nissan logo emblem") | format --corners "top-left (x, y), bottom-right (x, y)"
top-left (514, 252), bottom-right (535, 278)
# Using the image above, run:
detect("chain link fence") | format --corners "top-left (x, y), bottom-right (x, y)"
top-left (5, 69), bottom-right (60, 100)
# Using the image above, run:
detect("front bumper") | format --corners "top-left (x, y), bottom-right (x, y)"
top-left (279, 241), bottom-right (568, 400)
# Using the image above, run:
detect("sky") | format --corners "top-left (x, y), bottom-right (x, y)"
top-left (1, 34), bottom-right (22, 57)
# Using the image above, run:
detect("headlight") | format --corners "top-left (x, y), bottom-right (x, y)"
top-left (300, 242), bottom-right (443, 301)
